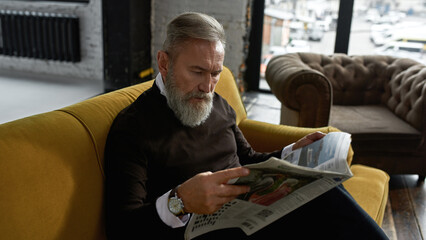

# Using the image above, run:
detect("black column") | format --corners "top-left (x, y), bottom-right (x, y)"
top-left (244, 0), bottom-right (265, 92)
top-left (334, 0), bottom-right (354, 54)
top-left (102, 0), bottom-right (152, 92)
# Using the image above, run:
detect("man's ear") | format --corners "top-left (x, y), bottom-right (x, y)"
top-left (157, 50), bottom-right (169, 78)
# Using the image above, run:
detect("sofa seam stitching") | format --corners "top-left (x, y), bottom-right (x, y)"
top-left (56, 109), bottom-right (105, 179)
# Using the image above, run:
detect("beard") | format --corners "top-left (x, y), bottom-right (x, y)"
top-left (164, 69), bottom-right (213, 128)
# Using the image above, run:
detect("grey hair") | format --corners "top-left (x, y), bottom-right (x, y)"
top-left (162, 12), bottom-right (226, 59)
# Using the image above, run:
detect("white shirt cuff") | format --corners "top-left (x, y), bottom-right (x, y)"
top-left (155, 189), bottom-right (190, 228)
top-left (281, 143), bottom-right (295, 159)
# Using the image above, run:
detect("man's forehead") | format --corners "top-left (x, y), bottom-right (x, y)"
top-left (214, 41), bottom-right (225, 53)
top-left (189, 65), bottom-right (223, 73)
top-left (175, 39), bottom-right (224, 66)
top-left (180, 38), bottom-right (224, 53)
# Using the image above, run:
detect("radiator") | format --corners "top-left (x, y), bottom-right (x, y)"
top-left (0, 10), bottom-right (80, 62)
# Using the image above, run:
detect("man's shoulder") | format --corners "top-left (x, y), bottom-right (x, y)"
top-left (213, 92), bottom-right (236, 116)
top-left (112, 85), bottom-right (164, 127)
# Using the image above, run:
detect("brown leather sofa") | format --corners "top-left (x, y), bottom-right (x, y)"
top-left (265, 52), bottom-right (426, 177)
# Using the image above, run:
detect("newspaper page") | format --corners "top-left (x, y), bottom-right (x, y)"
top-left (184, 132), bottom-right (352, 240)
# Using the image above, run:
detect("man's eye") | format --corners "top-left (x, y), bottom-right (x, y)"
top-left (193, 71), bottom-right (202, 75)
top-left (211, 71), bottom-right (222, 78)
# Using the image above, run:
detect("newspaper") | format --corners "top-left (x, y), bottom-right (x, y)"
top-left (184, 132), bottom-right (352, 240)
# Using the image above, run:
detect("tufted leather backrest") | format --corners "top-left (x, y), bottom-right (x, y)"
top-left (387, 63), bottom-right (426, 130)
top-left (290, 53), bottom-right (425, 130)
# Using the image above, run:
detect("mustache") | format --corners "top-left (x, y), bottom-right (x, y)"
top-left (184, 91), bottom-right (213, 101)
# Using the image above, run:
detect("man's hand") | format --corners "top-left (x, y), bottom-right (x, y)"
top-left (177, 167), bottom-right (250, 215)
top-left (292, 131), bottom-right (326, 151)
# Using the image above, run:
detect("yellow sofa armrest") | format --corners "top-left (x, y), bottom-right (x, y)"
top-left (343, 164), bottom-right (390, 226)
top-left (238, 118), bottom-right (353, 165)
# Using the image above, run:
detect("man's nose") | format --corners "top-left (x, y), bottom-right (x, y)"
top-left (198, 75), bottom-right (213, 93)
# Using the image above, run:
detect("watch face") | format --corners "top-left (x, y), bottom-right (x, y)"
top-left (168, 197), bottom-right (183, 215)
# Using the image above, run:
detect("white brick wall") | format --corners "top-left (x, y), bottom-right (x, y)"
top-left (0, 1), bottom-right (250, 84)
top-left (151, 0), bottom-right (250, 80)
top-left (0, 0), bottom-right (103, 82)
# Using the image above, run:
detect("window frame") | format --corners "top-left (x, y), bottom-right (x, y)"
top-left (244, 0), bottom-right (354, 92)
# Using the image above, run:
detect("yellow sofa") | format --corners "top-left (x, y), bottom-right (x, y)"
top-left (0, 67), bottom-right (389, 240)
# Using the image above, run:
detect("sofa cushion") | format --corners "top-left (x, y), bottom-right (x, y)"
top-left (59, 80), bottom-right (153, 177)
top-left (343, 164), bottom-right (389, 226)
top-left (214, 67), bottom-right (247, 125)
top-left (330, 105), bottom-right (420, 135)
top-left (0, 112), bottom-right (105, 240)
top-left (329, 105), bottom-right (422, 152)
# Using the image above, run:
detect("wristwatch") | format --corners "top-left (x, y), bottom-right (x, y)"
top-left (168, 186), bottom-right (186, 216)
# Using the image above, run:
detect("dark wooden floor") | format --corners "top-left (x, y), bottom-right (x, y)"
top-left (243, 91), bottom-right (425, 240)
top-left (383, 175), bottom-right (425, 240)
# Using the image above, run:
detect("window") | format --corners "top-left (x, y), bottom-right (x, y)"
top-left (349, 0), bottom-right (426, 64)
top-left (247, 0), bottom-right (426, 92)
top-left (259, 0), bottom-right (340, 91)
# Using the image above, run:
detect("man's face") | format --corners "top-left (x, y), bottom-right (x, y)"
top-left (161, 39), bottom-right (225, 127)
top-left (166, 39), bottom-right (224, 98)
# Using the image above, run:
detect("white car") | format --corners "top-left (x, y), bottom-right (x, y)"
top-left (375, 41), bottom-right (426, 64)
top-left (370, 24), bottom-right (392, 46)
top-left (286, 40), bottom-right (311, 53)
top-left (309, 28), bottom-right (324, 41)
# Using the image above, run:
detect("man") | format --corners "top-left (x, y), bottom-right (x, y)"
top-left (104, 12), bottom-right (388, 239)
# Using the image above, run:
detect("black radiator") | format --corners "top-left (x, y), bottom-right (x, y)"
top-left (0, 10), bottom-right (80, 62)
